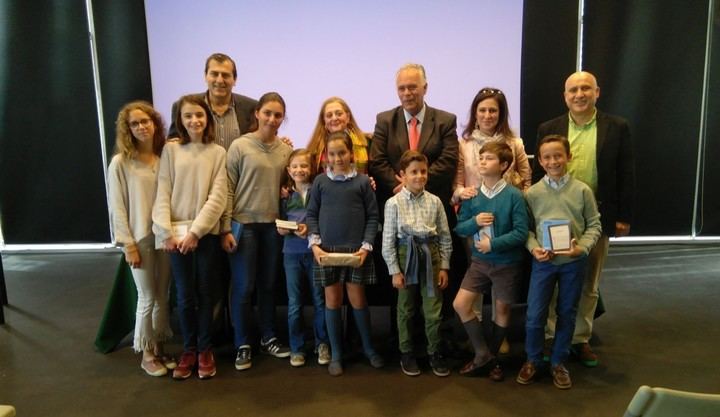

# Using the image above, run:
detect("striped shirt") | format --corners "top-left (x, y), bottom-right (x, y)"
top-left (210, 98), bottom-right (240, 151)
top-left (382, 187), bottom-right (452, 275)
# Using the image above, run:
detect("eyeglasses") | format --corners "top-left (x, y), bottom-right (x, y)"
top-left (480, 88), bottom-right (504, 96)
top-left (129, 118), bottom-right (152, 129)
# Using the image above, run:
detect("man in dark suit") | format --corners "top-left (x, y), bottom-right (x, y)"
top-left (168, 53), bottom-right (257, 150)
top-left (537, 71), bottom-right (635, 367)
top-left (370, 63), bottom-right (458, 217)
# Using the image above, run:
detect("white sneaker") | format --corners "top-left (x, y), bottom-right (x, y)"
top-left (290, 353), bottom-right (305, 367)
top-left (317, 343), bottom-right (331, 365)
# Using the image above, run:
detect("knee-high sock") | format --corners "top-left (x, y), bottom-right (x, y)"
top-left (325, 307), bottom-right (342, 362)
top-left (352, 307), bottom-right (377, 357)
top-left (490, 322), bottom-right (508, 356)
top-left (462, 317), bottom-right (490, 363)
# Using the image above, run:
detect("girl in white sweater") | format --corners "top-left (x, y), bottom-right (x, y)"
top-left (108, 101), bottom-right (173, 377)
top-left (152, 95), bottom-right (227, 380)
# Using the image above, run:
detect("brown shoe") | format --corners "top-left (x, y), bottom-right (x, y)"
top-left (551, 363), bottom-right (572, 389)
top-left (198, 350), bottom-right (216, 380)
top-left (459, 354), bottom-right (494, 377)
top-left (489, 364), bottom-right (504, 382)
top-left (516, 361), bottom-right (537, 385)
top-left (572, 343), bottom-right (598, 367)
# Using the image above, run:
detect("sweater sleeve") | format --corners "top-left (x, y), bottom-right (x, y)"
top-left (107, 157), bottom-right (134, 249)
top-left (361, 177), bottom-right (379, 245)
top-left (513, 138), bottom-right (532, 191)
top-left (152, 146), bottom-right (174, 243)
top-left (306, 177), bottom-right (322, 236)
top-left (454, 197), bottom-right (480, 238)
top-left (576, 186), bottom-right (602, 255)
top-left (489, 191), bottom-right (529, 253)
top-left (223, 141), bottom-right (241, 231)
top-left (189, 148), bottom-right (227, 238)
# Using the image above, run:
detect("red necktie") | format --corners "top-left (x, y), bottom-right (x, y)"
top-left (409, 117), bottom-right (419, 150)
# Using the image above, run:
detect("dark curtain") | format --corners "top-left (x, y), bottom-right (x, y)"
top-left (583, 0), bottom-right (710, 235)
top-left (520, 1), bottom-right (579, 154)
top-left (0, 1), bottom-right (108, 243)
top-left (699, 4), bottom-right (720, 235)
top-left (0, 0), bottom-right (153, 244)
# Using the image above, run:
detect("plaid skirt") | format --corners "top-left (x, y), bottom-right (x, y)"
top-left (313, 245), bottom-right (376, 287)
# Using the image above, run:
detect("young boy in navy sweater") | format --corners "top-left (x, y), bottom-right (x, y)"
top-left (453, 142), bottom-right (529, 381)
top-left (516, 134), bottom-right (601, 389)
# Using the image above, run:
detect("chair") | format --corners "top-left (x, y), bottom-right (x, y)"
top-left (0, 405), bottom-right (16, 417)
top-left (624, 385), bottom-right (720, 417)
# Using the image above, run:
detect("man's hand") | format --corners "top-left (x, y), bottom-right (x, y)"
top-left (392, 273), bottom-right (405, 289)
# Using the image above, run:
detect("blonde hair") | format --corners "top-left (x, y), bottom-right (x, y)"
top-left (114, 101), bottom-right (166, 159)
top-left (307, 97), bottom-right (367, 172)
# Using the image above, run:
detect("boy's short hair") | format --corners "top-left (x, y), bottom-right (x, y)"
top-left (399, 150), bottom-right (428, 171)
top-left (537, 134), bottom-right (571, 156)
top-left (478, 142), bottom-right (514, 176)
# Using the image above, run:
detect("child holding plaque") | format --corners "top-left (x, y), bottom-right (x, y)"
top-left (453, 142), bottom-right (528, 381)
top-left (516, 134), bottom-right (601, 390)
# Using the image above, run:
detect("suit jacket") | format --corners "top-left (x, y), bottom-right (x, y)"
top-left (369, 105), bottom-right (458, 211)
top-left (536, 110), bottom-right (635, 236)
top-left (167, 92), bottom-right (257, 141)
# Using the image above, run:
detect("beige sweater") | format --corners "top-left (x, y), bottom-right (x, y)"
top-left (152, 142), bottom-right (227, 246)
top-left (107, 154), bottom-right (158, 252)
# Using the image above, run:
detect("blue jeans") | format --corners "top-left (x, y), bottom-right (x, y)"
top-left (284, 252), bottom-right (328, 353)
top-left (228, 223), bottom-right (281, 348)
top-left (169, 234), bottom-right (221, 352)
top-left (525, 257), bottom-right (588, 366)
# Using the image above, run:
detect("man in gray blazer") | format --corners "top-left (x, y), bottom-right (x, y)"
top-left (370, 63), bottom-right (458, 219)
top-left (168, 53), bottom-right (257, 150)
top-left (537, 71), bottom-right (635, 368)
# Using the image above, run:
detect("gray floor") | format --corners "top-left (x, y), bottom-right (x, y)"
top-left (1, 244), bottom-right (719, 416)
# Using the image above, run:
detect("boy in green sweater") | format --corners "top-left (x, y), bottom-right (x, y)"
top-left (516, 135), bottom-right (601, 390)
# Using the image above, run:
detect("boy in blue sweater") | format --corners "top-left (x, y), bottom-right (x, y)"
top-left (516, 134), bottom-right (601, 389)
top-left (453, 142), bottom-right (529, 381)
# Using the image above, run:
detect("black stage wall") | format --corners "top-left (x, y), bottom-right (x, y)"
top-left (0, 1), bottom-right (718, 243)
top-left (0, 0), bottom-right (152, 243)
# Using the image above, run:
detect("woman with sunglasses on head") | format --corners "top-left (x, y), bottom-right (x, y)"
top-left (453, 87), bottom-right (532, 358)
top-left (108, 101), bottom-right (174, 377)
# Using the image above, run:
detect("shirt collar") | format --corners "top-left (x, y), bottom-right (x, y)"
top-left (543, 174), bottom-right (570, 190)
top-left (480, 179), bottom-right (507, 198)
top-left (400, 186), bottom-right (425, 200)
top-left (568, 108), bottom-right (597, 128)
top-left (326, 166), bottom-right (358, 181)
top-left (204, 92), bottom-right (235, 117)
top-left (403, 104), bottom-right (427, 125)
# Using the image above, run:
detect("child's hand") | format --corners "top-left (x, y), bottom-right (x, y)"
top-left (459, 187), bottom-right (478, 200)
top-left (532, 247), bottom-right (553, 262)
top-left (392, 273), bottom-right (406, 289)
top-left (277, 227), bottom-right (290, 236)
top-left (476, 232), bottom-right (492, 253)
top-left (279, 136), bottom-right (294, 148)
top-left (294, 224), bottom-right (308, 239)
top-left (124, 245), bottom-right (142, 268)
top-left (353, 248), bottom-right (370, 265)
top-left (178, 232), bottom-right (199, 255)
top-left (475, 212), bottom-right (494, 226)
top-left (279, 186), bottom-right (291, 199)
top-left (437, 270), bottom-right (449, 290)
top-left (554, 239), bottom-right (584, 258)
top-left (311, 245), bottom-right (328, 265)
top-left (222, 233), bottom-right (237, 253)
top-left (163, 237), bottom-right (179, 253)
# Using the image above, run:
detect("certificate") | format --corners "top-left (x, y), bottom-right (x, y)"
top-left (275, 219), bottom-right (299, 230)
top-left (541, 219), bottom-right (571, 251)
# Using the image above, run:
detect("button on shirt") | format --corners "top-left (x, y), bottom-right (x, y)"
top-left (381, 187), bottom-right (452, 275)
top-left (209, 97), bottom-right (240, 151)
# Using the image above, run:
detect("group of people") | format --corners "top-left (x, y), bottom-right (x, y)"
top-left (107, 53), bottom-right (635, 390)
